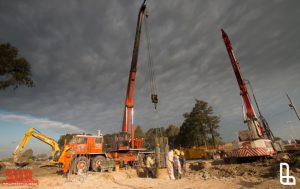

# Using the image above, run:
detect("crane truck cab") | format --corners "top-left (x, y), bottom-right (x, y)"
top-left (68, 134), bottom-right (103, 154)
top-left (66, 133), bottom-right (115, 173)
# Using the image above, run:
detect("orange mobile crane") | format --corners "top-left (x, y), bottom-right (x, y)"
top-left (13, 1), bottom-right (158, 173)
top-left (109, 0), bottom-right (158, 167)
top-left (221, 29), bottom-right (282, 161)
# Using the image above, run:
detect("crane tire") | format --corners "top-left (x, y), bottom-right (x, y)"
top-left (91, 155), bottom-right (106, 172)
top-left (75, 156), bottom-right (90, 173)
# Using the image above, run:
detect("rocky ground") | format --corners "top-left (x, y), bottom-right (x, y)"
top-left (1, 152), bottom-right (300, 189)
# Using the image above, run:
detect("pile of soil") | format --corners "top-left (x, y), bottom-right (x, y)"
top-left (0, 152), bottom-right (299, 189)
top-left (187, 156), bottom-right (300, 182)
top-left (15, 149), bottom-right (33, 166)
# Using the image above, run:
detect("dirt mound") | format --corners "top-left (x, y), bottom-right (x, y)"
top-left (35, 153), bottom-right (49, 161)
top-left (187, 159), bottom-right (281, 180)
top-left (18, 149), bottom-right (33, 160)
top-left (186, 157), bottom-right (300, 186)
top-left (15, 149), bottom-right (33, 166)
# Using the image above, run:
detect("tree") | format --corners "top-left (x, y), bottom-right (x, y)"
top-left (207, 114), bottom-right (221, 147)
top-left (164, 124), bottom-right (179, 147)
top-left (135, 125), bottom-right (145, 138)
top-left (274, 137), bottom-right (282, 142)
top-left (144, 127), bottom-right (165, 149)
top-left (0, 43), bottom-right (34, 90)
top-left (177, 100), bottom-right (222, 147)
top-left (57, 133), bottom-right (76, 148)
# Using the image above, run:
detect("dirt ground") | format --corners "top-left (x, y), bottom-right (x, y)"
top-left (1, 158), bottom-right (299, 189)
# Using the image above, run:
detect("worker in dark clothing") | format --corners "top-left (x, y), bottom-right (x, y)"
top-left (179, 151), bottom-right (186, 176)
top-left (145, 154), bottom-right (155, 178)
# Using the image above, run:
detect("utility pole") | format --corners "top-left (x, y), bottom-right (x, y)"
top-left (286, 93), bottom-right (300, 121)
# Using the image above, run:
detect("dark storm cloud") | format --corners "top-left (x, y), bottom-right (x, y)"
top-left (0, 0), bottom-right (300, 141)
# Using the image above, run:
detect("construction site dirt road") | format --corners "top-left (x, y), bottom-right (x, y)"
top-left (1, 156), bottom-right (299, 189)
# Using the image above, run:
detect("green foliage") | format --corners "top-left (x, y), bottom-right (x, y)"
top-left (143, 125), bottom-right (180, 149)
top-left (274, 137), bottom-right (282, 141)
top-left (57, 133), bottom-right (76, 148)
top-left (177, 100), bottom-right (222, 147)
top-left (134, 125), bottom-right (145, 138)
top-left (144, 127), bottom-right (165, 149)
top-left (0, 43), bottom-right (34, 90)
top-left (57, 100), bottom-right (222, 151)
top-left (164, 124), bottom-right (179, 147)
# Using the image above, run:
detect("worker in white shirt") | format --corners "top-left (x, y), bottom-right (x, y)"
top-left (166, 149), bottom-right (175, 180)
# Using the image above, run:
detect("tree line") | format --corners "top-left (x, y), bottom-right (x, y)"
top-left (134, 99), bottom-right (223, 149)
top-left (58, 100), bottom-right (223, 150)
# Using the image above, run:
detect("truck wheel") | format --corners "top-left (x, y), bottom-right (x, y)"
top-left (75, 156), bottom-right (90, 173)
top-left (91, 155), bottom-right (106, 172)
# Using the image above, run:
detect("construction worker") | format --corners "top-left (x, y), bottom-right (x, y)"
top-left (179, 150), bottom-right (186, 176)
top-left (63, 151), bottom-right (72, 175)
top-left (155, 144), bottom-right (160, 168)
top-left (166, 149), bottom-right (175, 180)
top-left (173, 149), bottom-right (182, 179)
top-left (145, 154), bottom-right (155, 178)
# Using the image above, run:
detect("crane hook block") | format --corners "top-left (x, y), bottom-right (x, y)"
top-left (151, 94), bottom-right (158, 109)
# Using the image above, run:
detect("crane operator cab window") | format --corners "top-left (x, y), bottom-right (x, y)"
top-left (76, 137), bottom-right (87, 144)
top-left (95, 137), bottom-right (103, 144)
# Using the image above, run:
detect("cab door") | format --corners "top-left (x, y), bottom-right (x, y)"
top-left (74, 136), bottom-right (88, 154)
top-left (93, 137), bottom-right (103, 153)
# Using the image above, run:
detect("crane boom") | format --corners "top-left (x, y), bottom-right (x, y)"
top-left (13, 128), bottom-right (61, 163)
top-left (121, 0), bottom-right (147, 148)
top-left (287, 93), bottom-right (300, 121)
top-left (221, 29), bottom-right (263, 139)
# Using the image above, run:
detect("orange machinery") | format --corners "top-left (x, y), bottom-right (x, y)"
top-left (13, 128), bottom-right (114, 173)
top-left (109, 0), bottom-right (157, 167)
top-left (13, 1), bottom-right (157, 173)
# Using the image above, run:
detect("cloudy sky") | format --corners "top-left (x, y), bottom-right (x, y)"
top-left (0, 0), bottom-right (300, 157)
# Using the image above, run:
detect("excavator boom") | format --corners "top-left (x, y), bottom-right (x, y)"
top-left (13, 128), bottom-right (61, 163)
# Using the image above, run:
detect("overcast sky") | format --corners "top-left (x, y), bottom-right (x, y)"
top-left (0, 0), bottom-right (300, 156)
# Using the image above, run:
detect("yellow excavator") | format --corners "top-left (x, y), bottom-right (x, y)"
top-left (13, 127), bottom-right (114, 174)
top-left (13, 127), bottom-right (70, 165)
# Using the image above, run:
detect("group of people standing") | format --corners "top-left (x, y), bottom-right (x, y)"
top-left (166, 148), bottom-right (186, 180)
top-left (141, 147), bottom-right (186, 180)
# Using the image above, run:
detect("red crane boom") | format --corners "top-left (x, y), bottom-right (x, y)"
top-left (221, 29), bottom-right (264, 139)
top-left (121, 0), bottom-right (147, 149)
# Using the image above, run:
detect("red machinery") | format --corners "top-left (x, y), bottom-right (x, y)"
top-left (110, 0), bottom-right (157, 166)
top-left (120, 0), bottom-right (147, 150)
top-left (14, 2), bottom-right (158, 173)
top-left (221, 29), bottom-right (277, 159)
